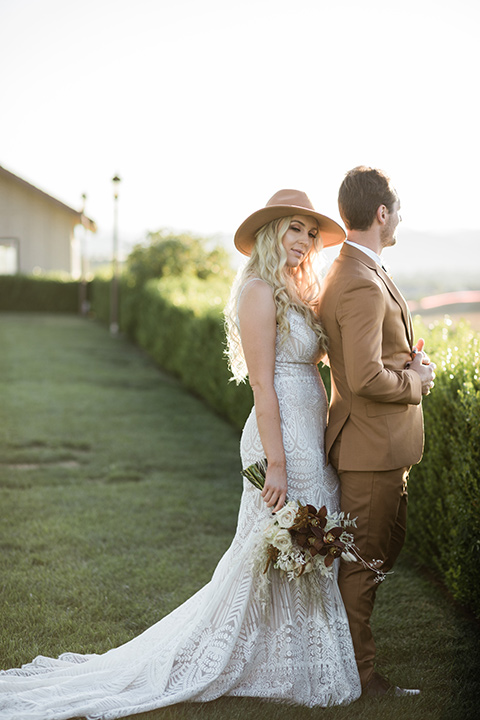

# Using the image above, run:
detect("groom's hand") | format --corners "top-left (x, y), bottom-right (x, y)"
top-left (407, 351), bottom-right (436, 395)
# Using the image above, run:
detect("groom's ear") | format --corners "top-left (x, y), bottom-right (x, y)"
top-left (376, 205), bottom-right (388, 225)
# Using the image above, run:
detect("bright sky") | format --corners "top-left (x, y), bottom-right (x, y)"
top-left (1, 0), bottom-right (479, 259)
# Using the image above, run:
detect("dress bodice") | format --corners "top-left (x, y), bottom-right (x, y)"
top-left (240, 308), bottom-right (339, 509)
top-left (274, 309), bottom-right (323, 369)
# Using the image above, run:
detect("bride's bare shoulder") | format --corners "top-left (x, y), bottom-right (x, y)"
top-left (238, 277), bottom-right (274, 305)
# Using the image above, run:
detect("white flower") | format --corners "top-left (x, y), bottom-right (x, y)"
top-left (270, 528), bottom-right (293, 553)
top-left (274, 502), bottom-right (298, 529)
top-left (263, 523), bottom-right (280, 544)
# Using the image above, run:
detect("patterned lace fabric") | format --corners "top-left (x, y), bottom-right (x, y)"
top-left (0, 310), bottom-right (361, 719)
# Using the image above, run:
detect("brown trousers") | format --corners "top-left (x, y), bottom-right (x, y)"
top-left (330, 438), bottom-right (409, 688)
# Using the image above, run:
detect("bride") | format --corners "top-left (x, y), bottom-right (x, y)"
top-left (0, 190), bottom-right (361, 718)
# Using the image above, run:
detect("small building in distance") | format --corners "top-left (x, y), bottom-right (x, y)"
top-left (0, 164), bottom-right (96, 277)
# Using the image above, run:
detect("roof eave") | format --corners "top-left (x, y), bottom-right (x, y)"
top-left (0, 164), bottom-right (97, 233)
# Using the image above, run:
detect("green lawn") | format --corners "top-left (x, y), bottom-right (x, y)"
top-left (0, 313), bottom-right (479, 720)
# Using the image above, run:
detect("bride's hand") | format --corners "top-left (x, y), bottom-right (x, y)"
top-left (412, 337), bottom-right (431, 365)
top-left (261, 466), bottom-right (287, 512)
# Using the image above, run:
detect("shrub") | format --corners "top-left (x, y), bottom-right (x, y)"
top-left (408, 317), bottom-right (480, 617)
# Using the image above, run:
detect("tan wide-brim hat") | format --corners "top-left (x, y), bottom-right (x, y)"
top-left (234, 189), bottom-right (345, 256)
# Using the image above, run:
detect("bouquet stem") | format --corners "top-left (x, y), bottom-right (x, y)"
top-left (241, 459), bottom-right (268, 491)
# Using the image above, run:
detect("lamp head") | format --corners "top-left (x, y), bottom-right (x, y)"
top-left (112, 174), bottom-right (121, 199)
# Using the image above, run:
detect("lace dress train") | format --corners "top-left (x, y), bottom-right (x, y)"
top-left (0, 311), bottom-right (361, 719)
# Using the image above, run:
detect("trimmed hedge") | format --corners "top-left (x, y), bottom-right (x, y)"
top-left (90, 275), bottom-right (111, 325)
top-left (408, 318), bottom-right (480, 616)
top-left (0, 275), bottom-right (84, 313)
top-left (91, 274), bottom-right (253, 428)
top-left (136, 278), bottom-right (253, 428)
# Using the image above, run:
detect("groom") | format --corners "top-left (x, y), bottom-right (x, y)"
top-left (318, 166), bottom-right (435, 697)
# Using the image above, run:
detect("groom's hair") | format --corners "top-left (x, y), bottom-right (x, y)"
top-left (338, 166), bottom-right (398, 231)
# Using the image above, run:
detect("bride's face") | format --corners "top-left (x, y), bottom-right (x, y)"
top-left (281, 215), bottom-right (318, 268)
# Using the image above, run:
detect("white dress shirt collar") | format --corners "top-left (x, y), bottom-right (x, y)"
top-left (345, 240), bottom-right (384, 269)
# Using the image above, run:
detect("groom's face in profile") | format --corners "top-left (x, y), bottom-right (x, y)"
top-left (380, 200), bottom-right (401, 249)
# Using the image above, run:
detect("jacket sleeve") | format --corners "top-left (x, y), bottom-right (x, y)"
top-left (336, 277), bottom-right (422, 405)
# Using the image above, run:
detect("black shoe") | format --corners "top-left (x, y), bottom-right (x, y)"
top-left (363, 671), bottom-right (421, 698)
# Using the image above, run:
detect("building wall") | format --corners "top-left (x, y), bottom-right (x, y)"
top-left (0, 173), bottom-right (79, 276)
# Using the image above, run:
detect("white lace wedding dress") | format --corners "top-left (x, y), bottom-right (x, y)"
top-left (0, 310), bottom-right (361, 719)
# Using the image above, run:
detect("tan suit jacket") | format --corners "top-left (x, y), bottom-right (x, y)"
top-left (318, 243), bottom-right (424, 472)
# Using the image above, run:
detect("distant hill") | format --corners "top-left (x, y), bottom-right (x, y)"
top-left (319, 228), bottom-right (479, 297)
top-left (384, 228), bottom-right (479, 275)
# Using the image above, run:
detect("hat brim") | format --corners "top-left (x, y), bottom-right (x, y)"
top-left (234, 205), bottom-right (345, 256)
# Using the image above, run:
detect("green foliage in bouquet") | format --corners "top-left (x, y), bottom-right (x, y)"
top-left (408, 317), bottom-right (480, 618)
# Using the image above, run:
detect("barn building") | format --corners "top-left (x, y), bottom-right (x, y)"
top-left (0, 164), bottom-right (96, 277)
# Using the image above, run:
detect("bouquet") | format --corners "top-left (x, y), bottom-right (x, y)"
top-left (242, 459), bottom-right (387, 583)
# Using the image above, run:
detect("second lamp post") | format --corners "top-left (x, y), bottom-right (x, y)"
top-left (110, 174), bottom-right (121, 335)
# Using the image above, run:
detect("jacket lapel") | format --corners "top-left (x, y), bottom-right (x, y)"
top-left (339, 244), bottom-right (414, 347)
top-left (376, 267), bottom-right (414, 346)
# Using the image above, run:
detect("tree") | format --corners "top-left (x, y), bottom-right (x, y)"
top-left (125, 229), bottom-right (233, 286)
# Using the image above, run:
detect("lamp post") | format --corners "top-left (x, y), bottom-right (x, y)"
top-left (110, 174), bottom-right (121, 335)
top-left (79, 193), bottom-right (88, 316)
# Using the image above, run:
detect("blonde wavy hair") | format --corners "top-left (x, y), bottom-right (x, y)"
top-left (224, 216), bottom-right (328, 383)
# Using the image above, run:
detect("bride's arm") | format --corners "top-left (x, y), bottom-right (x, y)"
top-left (238, 281), bottom-right (287, 512)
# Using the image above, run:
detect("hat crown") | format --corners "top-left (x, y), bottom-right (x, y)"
top-left (266, 189), bottom-right (315, 212)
